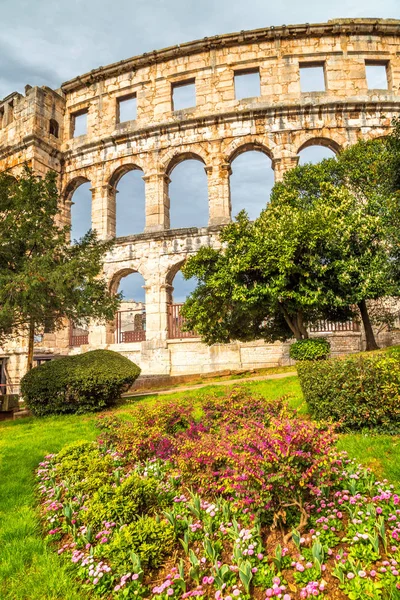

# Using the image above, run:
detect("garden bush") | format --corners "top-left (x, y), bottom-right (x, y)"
top-left (84, 474), bottom-right (165, 531)
top-left (289, 337), bottom-right (330, 361)
top-left (21, 349), bottom-right (140, 416)
top-left (297, 350), bottom-right (400, 430)
top-left (103, 516), bottom-right (175, 570)
top-left (36, 390), bottom-right (400, 599)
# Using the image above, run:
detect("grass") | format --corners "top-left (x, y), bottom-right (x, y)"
top-left (129, 364), bottom-right (297, 393)
top-left (338, 433), bottom-right (400, 486)
top-left (0, 372), bottom-right (400, 598)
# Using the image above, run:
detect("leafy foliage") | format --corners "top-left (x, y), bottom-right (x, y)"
top-left (0, 166), bottom-right (120, 369)
top-left (103, 516), bottom-right (176, 571)
top-left (181, 135), bottom-right (400, 349)
top-left (21, 350), bottom-right (140, 416)
top-left (84, 474), bottom-right (165, 531)
top-left (36, 388), bottom-right (400, 599)
top-left (289, 338), bottom-right (331, 361)
top-left (297, 349), bottom-right (400, 430)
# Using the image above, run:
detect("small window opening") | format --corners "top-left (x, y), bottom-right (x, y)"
top-left (117, 94), bottom-right (137, 123)
top-left (71, 109), bottom-right (88, 138)
top-left (172, 79), bottom-right (196, 111)
top-left (8, 100), bottom-right (14, 123)
top-left (49, 119), bottom-right (59, 138)
top-left (0, 107), bottom-right (4, 129)
top-left (365, 61), bottom-right (389, 90)
top-left (234, 69), bottom-right (261, 100)
top-left (300, 63), bottom-right (326, 93)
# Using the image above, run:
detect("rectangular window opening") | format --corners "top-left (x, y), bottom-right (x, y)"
top-left (300, 63), bottom-right (326, 93)
top-left (234, 69), bottom-right (261, 100)
top-left (365, 61), bottom-right (389, 90)
top-left (8, 100), bottom-right (14, 123)
top-left (0, 107), bottom-right (4, 129)
top-left (117, 94), bottom-right (137, 123)
top-left (71, 109), bottom-right (88, 138)
top-left (171, 79), bottom-right (196, 111)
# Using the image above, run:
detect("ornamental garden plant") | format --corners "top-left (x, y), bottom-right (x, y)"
top-left (36, 389), bottom-right (400, 599)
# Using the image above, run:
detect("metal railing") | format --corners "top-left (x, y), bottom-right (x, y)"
top-left (69, 324), bottom-right (89, 347)
top-left (168, 303), bottom-right (197, 339)
top-left (116, 309), bottom-right (146, 343)
top-left (309, 320), bottom-right (360, 333)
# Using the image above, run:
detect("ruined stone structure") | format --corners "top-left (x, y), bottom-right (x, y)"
top-left (1, 18), bottom-right (400, 388)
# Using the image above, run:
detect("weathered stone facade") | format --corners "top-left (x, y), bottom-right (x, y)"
top-left (1, 18), bottom-right (400, 388)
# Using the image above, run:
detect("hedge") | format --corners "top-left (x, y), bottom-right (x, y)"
top-left (21, 349), bottom-right (140, 416)
top-left (297, 348), bottom-right (400, 430)
top-left (289, 337), bottom-right (330, 361)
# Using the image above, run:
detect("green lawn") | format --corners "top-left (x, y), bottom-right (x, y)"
top-left (1, 374), bottom-right (399, 598)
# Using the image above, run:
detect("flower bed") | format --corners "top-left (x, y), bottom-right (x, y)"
top-left (36, 390), bottom-right (400, 599)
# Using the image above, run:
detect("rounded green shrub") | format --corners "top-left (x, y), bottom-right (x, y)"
top-left (21, 349), bottom-right (140, 416)
top-left (297, 350), bottom-right (400, 430)
top-left (84, 474), bottom-right (163, 531)
top-left (104, 516), bottom-right (175, 570)
top-left (289, 337), bottom-right (330, 361)
top-left (56, 441), bottom-right (114, 492)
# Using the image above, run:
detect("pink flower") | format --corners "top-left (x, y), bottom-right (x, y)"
top-left (167, 589), bottom-right (174, 597)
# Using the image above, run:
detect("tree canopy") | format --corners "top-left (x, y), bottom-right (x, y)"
top-left (181, 132), bottom-right (400, 350)
top-left (0, 167), bottom-right (120, 370)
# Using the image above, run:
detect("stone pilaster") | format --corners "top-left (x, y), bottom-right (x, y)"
top-left (272, 156), bottom-right (299, 182)
top-left (206, 163), bottom-right (232, 226)
top-left (90, 184), bottom-right (116, 240)
top-left (143, 281), bottom-right (171, 342)
top-left (143, 172), bottom-right (170, 232)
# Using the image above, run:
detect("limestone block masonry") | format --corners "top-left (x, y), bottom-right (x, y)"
top-left (1, 18), bottom-right (400, 387)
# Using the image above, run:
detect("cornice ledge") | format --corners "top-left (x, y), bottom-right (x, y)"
top-left (60, 19), bottom-right (400, 94)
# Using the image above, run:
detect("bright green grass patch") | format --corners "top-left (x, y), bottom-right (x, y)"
top-left (0, 414), bottom-right (98, 600)
top-left (337, 433), bottom-right (400, 486)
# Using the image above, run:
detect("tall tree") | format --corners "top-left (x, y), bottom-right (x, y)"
top-left (182, 138), bottom-right (400, 350)
top-left (0, 167), bottom-right (120, 371)
top-left (181, 181), bottom-right (354, 344)
top-left (270, 140), bottom-right (400, 350)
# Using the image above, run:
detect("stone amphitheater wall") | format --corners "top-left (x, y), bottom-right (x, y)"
top-left (1, 18), bottom-right (400, 387)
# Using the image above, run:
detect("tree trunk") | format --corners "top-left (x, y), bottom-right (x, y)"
top-left (296, 312), bottom-right (309, 339)
top-left (27, 319), bottom-right (35, 372)
top-left (358, 299), bottom-right (379, 351)
top-left (279, 304), bottom-right (304, 340)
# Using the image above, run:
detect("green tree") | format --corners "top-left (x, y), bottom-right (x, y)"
top-left (0, 167), bottom-right (120, 371)
top-left (182, 181), bottom-right (353, 344)
top-left (182, 137), bottom-right (400, 350)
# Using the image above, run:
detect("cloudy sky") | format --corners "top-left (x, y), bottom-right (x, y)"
top-left (2, 0), bottom-right (398, 301)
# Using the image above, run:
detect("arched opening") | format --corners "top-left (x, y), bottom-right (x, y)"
top-left (112, 271), bottom-right (146, 343)
top-left (229, 146), bottom-right (274, 220)
top-left (112, 166), bottom-right (145, 237)
top-left (49, 119), bottom-right (59, 138)
top-left (168, 155), bottom-right (208, 229)
top-left (166, 264), bottom-right (198, 339)
top-left (68, 179), bottom-right (92, 242)
top-left (297, 139), bottom-right (339, 165)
